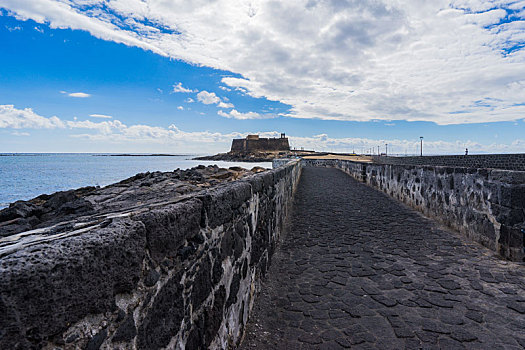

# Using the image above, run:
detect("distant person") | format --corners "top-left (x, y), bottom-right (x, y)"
top-left (465, 148), bottom-right (468, 155)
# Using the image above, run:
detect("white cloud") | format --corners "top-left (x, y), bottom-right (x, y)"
top-left (217, 101), bottom-right (234, 109)
top-left (68, 92), bottom-right (91, 98)
top-left (66, 119), bottom-right (127, 135)
top-left (177, 106), bottom-right (184, 110)
top-left (185, 97), bottom-right (195, 103)
top-left (172, 82), bottom-right (195, 93)
top-left (287, 134), bottom-right (525, 156)
top-left (11, 131), bottom-right (30, 136)
top-left (197, 91), bottom-right (221, 105)
top-left (89, 114), bottom-right (112, 119)
top-left (1, 104), bottom-right (524, 154)
top-left (6, 25), bottom-right (21, 32)
top-left (0, 105), bottom-right (65, 129)
top-left (217, 109), bottom-right (271, 120)
top-left (5, 0), bottom-right (523, 124)
top-left (197, 90), bottom-right (235, 108)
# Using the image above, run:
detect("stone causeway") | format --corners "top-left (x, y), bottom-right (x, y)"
top-left (240, 167), bottom-right (525, 349)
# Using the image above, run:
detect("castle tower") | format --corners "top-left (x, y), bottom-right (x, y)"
top-left (230, 133), bottom-right (290, 152)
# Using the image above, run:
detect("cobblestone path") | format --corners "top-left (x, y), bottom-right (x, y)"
top-left (239, 167), bottom-right (525, 349)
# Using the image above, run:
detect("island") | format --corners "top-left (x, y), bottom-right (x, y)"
top-left (194, 133), bottom-right (316, 162)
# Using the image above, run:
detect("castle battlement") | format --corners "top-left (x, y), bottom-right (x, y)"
top-left (231, 133), bottom-right (290, 152)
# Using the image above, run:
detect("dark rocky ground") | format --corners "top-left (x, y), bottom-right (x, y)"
top-left (194, 151), bottom-right (285, 162)
top-left (0, 165), bottom-right (266, 238)
top-left (194, 150), bottom-right (318, 162)
top-left (240, 167), bottom-right (525, 349)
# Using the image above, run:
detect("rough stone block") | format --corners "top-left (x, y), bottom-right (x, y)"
top-left (191, 255), bottom-right (213, 310)
top-left (0, 218), bottom-right (146, 349)
top-left (137, 270), bottom-right (184, 350)
top-left (132, 199), bottom-right (202, 263)
top-left (198, 182), bottom-right (251, 229)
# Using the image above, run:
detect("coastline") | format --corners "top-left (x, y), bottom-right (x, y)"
top-left (0, 164), bottom-right (268, 238)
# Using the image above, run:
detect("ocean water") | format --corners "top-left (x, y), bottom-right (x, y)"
top-left (0, 153), bottom-right (272, 209)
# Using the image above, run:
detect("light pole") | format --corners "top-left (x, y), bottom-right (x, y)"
top-left (385, 143), bottom-right (388, 156)
top-left (420, 136), bottom-right (424, 156)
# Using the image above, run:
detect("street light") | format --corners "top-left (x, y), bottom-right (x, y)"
top-left (385, 143), bottom-right (388, 156)
top-left (420, 136), bottom-right (424, 156)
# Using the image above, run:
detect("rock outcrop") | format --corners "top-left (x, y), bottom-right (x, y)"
top-left (0, 165), bottom-right (266, 238)
top-left (0, 160), bottom-right (302, 349)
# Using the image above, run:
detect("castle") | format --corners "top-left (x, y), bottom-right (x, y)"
top-left (230, 133), bottom-right (290, 152)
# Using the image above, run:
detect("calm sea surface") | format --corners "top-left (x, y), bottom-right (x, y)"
top-left (0, 153), bottom-right (272, 209)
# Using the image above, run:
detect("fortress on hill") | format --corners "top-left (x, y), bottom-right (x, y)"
top-left (230, 133), bottom-right (290, 152)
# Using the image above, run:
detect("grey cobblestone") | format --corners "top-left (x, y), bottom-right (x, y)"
top-left (240, 167), bottom-right (525, 349)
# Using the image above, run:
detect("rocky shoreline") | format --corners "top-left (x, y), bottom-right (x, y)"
top-left (0, 164), bottom-right (267, 238)
top-left (193, 151), bottom-right (281, 162)
top-left (194, 150), bottom-right (319, 162)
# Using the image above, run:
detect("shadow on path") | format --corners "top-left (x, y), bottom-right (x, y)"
top-left (239, 167), bottom-right (525, 349)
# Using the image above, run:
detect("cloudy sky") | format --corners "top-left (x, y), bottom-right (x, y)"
top-left (0, 0), bottom-right (524, 154)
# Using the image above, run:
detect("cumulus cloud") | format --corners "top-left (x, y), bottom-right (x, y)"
top-left (197, 90), bottom-right (235, 109)
top-left (172, 82), bottom-right (195, 93)
top-left (1, 104), bottom-right (523, 153)
top-left (197, 91), bottom-right (221, 105)
top-left (185, 97), bottom-right (195, 103)
top-left (66, 119), bottom-right (127, 135)
top-left (68, 92), bottom-right (91, 98)
top-left (287, 134), bottom-right (525, 155)
top-left (4, 0), bottom-right (525, 124)
top-left (0, 104), bottom-right (65, 129)
top-left (217, 101), bottom-right (234, 109)
top-left (217, 109), bottom-right (272, 120)
top-left (89, 114), bottom-right (112, 119)
top-left (177, 106), bottom-right (184, 110)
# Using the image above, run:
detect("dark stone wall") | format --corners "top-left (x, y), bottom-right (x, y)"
top-left (303, 159), bottom-right (525, 262)
top-left (0, 161), bottom-right (302, 349)
top-left (372, 154), bottom-right (525, 171)
top-left (231, 138), bottom-right (290, 152)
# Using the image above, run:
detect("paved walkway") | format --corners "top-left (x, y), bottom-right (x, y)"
top-left (240, 167), bottom-right (525, 349)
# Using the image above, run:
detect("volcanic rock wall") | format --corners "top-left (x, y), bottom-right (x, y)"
top-left (0, 160), bottom-right (301, 349)
top-left (302, 159), bottom-right (525, 262)
top-left (372, 154), bottom-right (525, 171)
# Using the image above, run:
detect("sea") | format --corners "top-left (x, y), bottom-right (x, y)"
top-left (0, 153), bottom-right (272, 209)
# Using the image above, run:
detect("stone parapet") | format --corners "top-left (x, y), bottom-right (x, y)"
top-left (372, 154), bottom-right (525, 171)
top-left (302, 159), bottom-right (525, 262)
top-left (0, 161), bottom-right (302, 349)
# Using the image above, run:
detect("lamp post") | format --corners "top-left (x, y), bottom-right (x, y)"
top-left (420, 136), bottom-right (424, 156)
top-left (385, 143), bottom-right (388, 156)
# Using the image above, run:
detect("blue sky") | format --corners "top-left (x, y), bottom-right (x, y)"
top-left (0, 1), bottom-right (524, 154)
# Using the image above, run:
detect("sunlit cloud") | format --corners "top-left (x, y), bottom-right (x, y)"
top-left (197, 91), bottom-right (221, 105)
top-left (172, 82), bottom-right (195, 93)
top-left (67, 92), bottom-right (91, 98)
top-left (3, 0), bottom-right (524, 124)
top-left (89, 114), bottom-right (112, 119)
top-left (217, 109), bottom-right (271, 120)
top-left (1, 104), bottom-right (523, 154)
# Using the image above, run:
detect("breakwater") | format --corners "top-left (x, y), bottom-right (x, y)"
top-left (2, 156), bottom-right (524, 349)
top-left (301, 158), bottom-right (525, 262)
top-left (0, 161), bottom-right (301, 349)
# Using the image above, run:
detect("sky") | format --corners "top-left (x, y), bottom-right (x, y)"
top-left (0, 0), bottom-right (524, 155)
